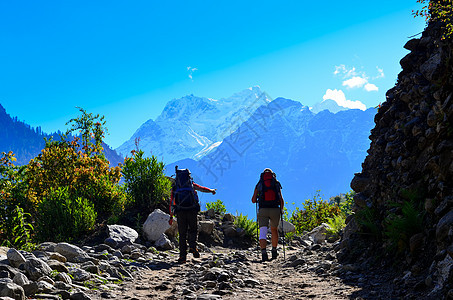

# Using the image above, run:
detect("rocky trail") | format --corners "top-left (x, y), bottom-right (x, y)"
top-left (0, 209), bottom-right (422, 300)
top-left (84, 244), bottom-right (390, 300)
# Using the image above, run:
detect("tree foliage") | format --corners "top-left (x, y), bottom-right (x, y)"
top-left (413, 0), bottom-right (453, 39)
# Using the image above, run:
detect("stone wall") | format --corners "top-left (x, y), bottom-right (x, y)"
top-left (343, 18), bottom-right (453, 296)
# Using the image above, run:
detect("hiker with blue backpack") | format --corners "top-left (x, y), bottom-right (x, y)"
top-left (169, 166), bottom-right (216, 263)
top-left (252, 168), bottom-right (284, 262)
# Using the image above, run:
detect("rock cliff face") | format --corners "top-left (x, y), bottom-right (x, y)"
top-left (343, 18), bottom-right (453, 297)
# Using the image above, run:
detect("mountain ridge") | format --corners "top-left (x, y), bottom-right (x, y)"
top-left (0, 103), bottom-right (123, 166)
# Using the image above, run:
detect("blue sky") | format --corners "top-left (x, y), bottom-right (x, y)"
top-left (0, 1), bottom-right (425, 148)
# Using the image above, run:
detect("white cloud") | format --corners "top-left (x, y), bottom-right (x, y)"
top-left (342, 76), bottom-right (368, 89)
top-left (323, 89), bottom-right (367, 110)
top-left (364, 83), bottom-right (379, 92)
top-left (187, 66), bottom-right (198, 81)
top-left (375, 66), bottom-right (385, 79)
top-left (334, 65), bottom-right (358, 78)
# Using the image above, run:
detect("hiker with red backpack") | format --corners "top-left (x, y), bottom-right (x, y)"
top-left (251, 168), bottom-right (284, 262)
top-left (169, 166), bottom-right (216, 263)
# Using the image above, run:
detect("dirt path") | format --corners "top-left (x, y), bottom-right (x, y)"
top-left (86, 246), bottom-right (366, 300)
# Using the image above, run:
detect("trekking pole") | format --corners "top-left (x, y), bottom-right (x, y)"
top-left (281, 209), bottom-right (286, 261)
top-left (256, 202), bottom-right (259, 259)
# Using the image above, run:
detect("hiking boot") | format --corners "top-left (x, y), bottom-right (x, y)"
top-left (261, 250), bottom-right (268, 262)
top-left (189, 248), bottom-right (200, 258)
top-left (177, 256), bottom-right (187, 264)
top-left (271, 248), bottom-right (278, 260)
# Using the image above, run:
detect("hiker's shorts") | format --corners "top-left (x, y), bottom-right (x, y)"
top-left (258, 207), bottom-right (281, 228)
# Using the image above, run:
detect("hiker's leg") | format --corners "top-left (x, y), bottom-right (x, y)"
top-left (269, 208), bottom-right (281, 248)
top-left (177, 211), bottom-right (188, 257)
top-left (270, 226), bottom-right (279, 248)
top-left (187, 210), bottom-right (198, 250)
top-left (257, 208), bottom-right (270, 249)
top-left (259, 227), bottom-right (268, 249)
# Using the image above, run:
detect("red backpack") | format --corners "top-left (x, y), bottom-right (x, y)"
top-left (256, 171), bottom-right (282, 208)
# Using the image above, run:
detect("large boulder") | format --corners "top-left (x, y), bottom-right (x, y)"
top-left (143, 209), bottom-right (177, 242)
top-left (306, 223), bottom-right (332, 244)
top-left (106, 225), bottom-right (138, 248)
top-left (278, 220), bottom-right (296, 234)
top-left (6, 249), bottom-right (26, 268)
top-left (199, 221), bottom-right (215, 235)
top-left (154, 233), bottom-right (174, 250)
top-left (0, 279), bottom-right (25, 300)
top-left (23, 258), bottom-right (52, 281)
top-left (54, 243), bottom-right (88, 262)
top-left (12, 272), bottom-right (30, 287)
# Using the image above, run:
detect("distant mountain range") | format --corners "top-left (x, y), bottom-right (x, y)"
top-left (163, 96), bottom-right (376, 216)
top-left (0, 104), bottom-right (123, 166)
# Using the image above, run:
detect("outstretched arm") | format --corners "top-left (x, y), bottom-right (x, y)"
top-left (193, 182), bottom-right (216, 194)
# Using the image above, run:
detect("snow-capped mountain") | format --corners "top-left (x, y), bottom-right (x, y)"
top-left (167, 97), bottom-right (376, 217)
top-left (116, 86), bottom-right (271, 162)
top-left (310, 99), bottom-right (350, 114)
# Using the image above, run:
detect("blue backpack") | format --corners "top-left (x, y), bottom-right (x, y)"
top-left (173, 166), bottom-right (200, 212)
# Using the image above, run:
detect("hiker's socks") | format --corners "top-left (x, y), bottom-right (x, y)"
top-left (261, 249), bottom-right (268, 262)
top-left (271, 247), bottom-right (278, 259)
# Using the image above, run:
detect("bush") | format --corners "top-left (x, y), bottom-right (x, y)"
top-left (205, 199), bottom-right (227, 215)
top-left (234, 213), bottom-right (258, 241)
top-left (326, 214), bottom-right (346, 236)
top-left (37, 187), bottom-right (97, 242)
top-left (289, 192), bottom-right (341, 234)
top-left (0, 151), bottom-right (34, 249)
top-left (121, 150), bottom-right (171, 212)
top-left (384, 200), bottom-right (424, 253)
top-left (355, 206), bottom-right (381, 239)
top-left (26, 137), bottom-right (126, 221)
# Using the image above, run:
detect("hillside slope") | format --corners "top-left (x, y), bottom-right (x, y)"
top-left (0, 104), bottom-right (123, 166)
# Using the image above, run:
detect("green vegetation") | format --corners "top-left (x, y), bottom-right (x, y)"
top-left (0, 108), bottom-right (172, 248)
top-left (414, 0), bottom-right (453, 39)
top-left (37, 187), bottom-right (97, 242)
top-left (122, 148), bottom-right (171, 212)
top-left (205, 199), bottom-right (227, 215)
top-left (234, 213), bottom-right (258, 241)
top-left (289, 191), bottom-right (343, 234)
top-left (384, 200), bottom-right (425, 253)
top-left (0, 151), bottom-right (33, 249)
top-left (355, 207), bottom-right (381, 239)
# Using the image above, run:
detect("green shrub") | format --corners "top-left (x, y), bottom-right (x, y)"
top-left (37, 187), bottom-right (97, 242)
top-left (289, 192), bottom-right (341, 234)
top-left (326, 214), bottom-right (346, 236)
top-left (122, 150), bottom-right (171, 212)
top-left (1, 206), bottom-right (35, 251)
top-left (234, 213), bottom-right (258, 241)
top-left (384, 200), bottom-right (424, 253)
top-left (0, 151), bottom-right (34, 250)
top-left (205, 199), bottom-right (227, 215)
top-left (356, 207), bottom-right (381, 239)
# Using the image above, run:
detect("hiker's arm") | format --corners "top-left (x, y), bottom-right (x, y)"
top-left (193, 182), bottom-right (216, 194)
top-left (251, 188), bottom-right (258, 203)
top-left (279, 190), bottom-right (284, 210)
